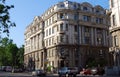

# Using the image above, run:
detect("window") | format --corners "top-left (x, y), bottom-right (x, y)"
top-left (52, 37), bottom-right (54, 44)
top-left (60, 23), bottom-right (63, 31)
top-left (114, 36), bottom-right (119, 46)
top-left (97, 37), bottom-right (102, 45)
top-left (60, 13), bottom-right (64, 19)
top-left (47, 19), bottom-right (49, 26)
top-left (74, 25), bottom-right (77, 32)
top-left (83, 15), bottom-right (91, 22)
top-left (49, 50), bottom-right (51, 57)
top-left (84, 27), bottom-right (90, 37)
top-left (60, 4), bottom-right (64, 7)
top-left (52, 16), bottom-right (54, 22)
top-left (83, 6), bottom-right (88, 11)
top-left (112, 15), bottom-right (116, 26)
top-left (49, 38), bottom-right (51, 45)
top-left (84, 37), bottom-right (90, 44)
top-left (75, 50), bottom-right (79, 57)
top-left (52, 27), bottom-right (54, 34)
top-left (52, 50), bottom-right (54, 57)
top-left (96, 18), bottom-right (103, 24)
top-left (96, 10), bottom-right (100, 14)
top-left (57, 25), bottom-right (59, 31)
top-left (74, 4), bottom-right (77, 9)
top-left (74, 34), bottom-right (78, 44)
top-left (46, 40), bottom-right (48, 46)
top-left (52, 61), bottom-right (54, 67)
top-left (99, 50), bottom-right (103, 56)
top-left (74, 13), bottom-right (79, 20)
top-left (49, 28), bottom-right (51, 35)
top-left (66, 24), bottom-right (68, 31)
top-left (57, 36), bottom-right (59, 43)
top-left (49, 18), bottom-right (51, 24)
top-left (75, 60), bottom-right (79, 67)
top-left (66, 35), bottom-right (69, 43)
top-left (46, 30), bottom-right (48, 36)
top-left (97, 28), bottom-right (102, 34)
top-left (60, 35), bottom-right (64, 42)
top-left (84, 27), bottom-right (90, 32)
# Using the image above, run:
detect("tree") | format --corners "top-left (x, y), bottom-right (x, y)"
top-left (0, 37), bottom-right (18, 66)
top-left (0, 37), bottom-right (13, 66)
top-left (7, 43), bottom-right (18, 67)
top-left (17, 45), bottom-right (24, 68)
top-left (0, 37), bottom-right (25, 68)
top-left (0, 0), bottom-right (15, 35)
top-left (0, 46), bottom-right (5, 65)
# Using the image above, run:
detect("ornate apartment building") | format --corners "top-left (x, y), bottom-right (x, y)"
top-left (108, 0), bottom-right (120, 66)
top-left (24, 1), bottom-right (109, 71)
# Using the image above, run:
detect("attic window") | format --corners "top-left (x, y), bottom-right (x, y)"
top-left (60, 4), bottom-right (64, 7)
top-left (83, 6), bottom-right (88, 11)
top-left (96, 10), bottom-right (100, 13)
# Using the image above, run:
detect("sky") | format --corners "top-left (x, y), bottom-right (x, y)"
top-left (5, 0), bottom-right (109, 47)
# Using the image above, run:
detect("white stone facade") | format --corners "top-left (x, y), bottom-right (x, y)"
top-left (24, 1), bottom-right (109, 71)
top-left (109, 0), bottom-right (120, 66)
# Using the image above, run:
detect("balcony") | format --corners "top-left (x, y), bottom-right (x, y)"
top-left (109, 26), bottom-right (120, 32)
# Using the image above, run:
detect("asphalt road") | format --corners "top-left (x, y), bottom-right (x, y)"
top-left (0, 71), bottom-right (120, 77)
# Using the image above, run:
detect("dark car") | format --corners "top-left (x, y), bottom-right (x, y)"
top-left (32, 69), bottom-right (46, 76)
top-left (58, 67), bottom-right (68, 77)
top-left (58, 67), bottom-right (78, 77)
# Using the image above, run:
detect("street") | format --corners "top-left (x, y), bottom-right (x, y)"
top-left (0, 71), bottom-right (120, 77)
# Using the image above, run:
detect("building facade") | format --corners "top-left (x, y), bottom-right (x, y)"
top-left (108, 0), bottom-right (120, 66)
top-left (24, 1), bottom-right (109, 71)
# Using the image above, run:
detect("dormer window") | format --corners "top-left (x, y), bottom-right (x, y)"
top-left (74, 4), bottom-right (77, 9)
top-left (96, 10), bottom-right (100, 13)
top-left (60, 4), bottom-right (64, 7)
top-left (83, 6), bottom-right (88, 11)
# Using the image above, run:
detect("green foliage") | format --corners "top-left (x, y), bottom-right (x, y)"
top-left (46, 65), bottom-right (53, 72)
top-left (0, 37), bottom-right (24, 68)
top-left (86, 57), bottom-right (107, 68)
top-left (0, 0), bottom-right (15, 36)
top-left (0, 37), bottom-right (13, 66)
top-left (86, 57), bottom-right (98, 67)
top-left (17, 45), bottom-right (24, 68)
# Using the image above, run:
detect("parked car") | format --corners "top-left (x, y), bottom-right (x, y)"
top-left (91, 68), bottom-right (98, 75)
top-left (80, 67), bottom-right (105, 75)
top-left (97, 67), bottom-right (105, 75)
top-left (58, 67), bottom-right (78, 77)
top-left (12, 68), bottom-right (23, 73)
top-left (58, 67), bottom-right (68, 77)
top-left (80, 68), bottom-right (91, 75)
top-left (32, 69), bottom-right (46, 76)
top-left (5, 66), bottom-right (12, 72)
top-left (67, 67), bottom-right (78, 77)
top-left (1, 66), bottom-right (6, 71)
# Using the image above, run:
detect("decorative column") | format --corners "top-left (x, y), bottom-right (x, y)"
top-left (94, 28), bottom-right (97, 45)
top-left (91, 27), bottom-right (94, 45)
